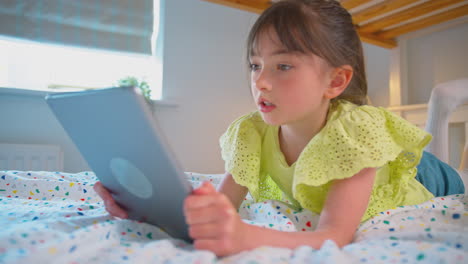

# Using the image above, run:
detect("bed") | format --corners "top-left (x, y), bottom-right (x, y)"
top-left (1, 170), bottom-right (467, 263)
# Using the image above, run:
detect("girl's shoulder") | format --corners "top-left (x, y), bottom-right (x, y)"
top-left (328, 99), bottom-right (389, 123)
top-left (219, 111), bottom-right (269, 199)
top-left (219, 111), bottom-right (269, 148)
top-left (293, 100), bottom-right (433, 220)
top-left (224, 111), bottom-right (267, 132)
top-left (327, 99), bottom-right (422, 135)
top-left (294, 99), bottom-right (432, 186)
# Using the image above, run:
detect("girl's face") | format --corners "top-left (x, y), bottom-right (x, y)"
top-left (249, 29), bottom-right (334, 127)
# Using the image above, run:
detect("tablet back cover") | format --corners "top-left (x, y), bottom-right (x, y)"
top-left (46, 86), bottom-right (192, 242)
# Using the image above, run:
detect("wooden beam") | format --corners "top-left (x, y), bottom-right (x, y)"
top-left (352, 0), bottom-right (420, 24)
top-left (340, 0), bottom-right (374, 10)
top-left (201, 0), bottom-right (400, 49)
top-left (202, 0), bottom-right (270, 14)
top-left (359, 0), bottom-right (466, 33)
top-left (357, 31), bottom-right (397, 48)
top-left (377, 3), bottom-right (468, 39)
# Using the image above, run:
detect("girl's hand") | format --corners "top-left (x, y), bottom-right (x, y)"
top-left (184, 181), bottom-right (250, 256)
top-left (93, 181), bottom-right (128, 219)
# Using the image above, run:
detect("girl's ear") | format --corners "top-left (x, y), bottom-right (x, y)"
top-left (324, 65), bottom-right (353, 100)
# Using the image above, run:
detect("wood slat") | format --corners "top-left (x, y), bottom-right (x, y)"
top-left (203, 0), bottom-right (397, 48)
top-left (202, 0), bottom-right (270, 14)
top-left (359, 0), bottom-right (466, 33)
top-left (357, 31), bottom-right (397, 48)
top-left (376, 3), bottom-right (468, 39)
top-left (340, 0), bottom-right (374, 10)
top-left (202, 0), bottom-right (467, 49)
top-left (352, 0), bottom-right (420, 24)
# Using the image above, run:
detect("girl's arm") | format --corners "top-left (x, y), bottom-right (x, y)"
top-left (314, 167), bottom-right (377, 246)
top-left (184, 167), bottom-right (376, 256)
top-left (243, 167), bottom-right (376, 249)
top-left (217, 172), bottom-right (249, 209)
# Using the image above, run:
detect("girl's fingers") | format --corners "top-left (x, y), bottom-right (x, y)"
top-left (93, 181), bottom-right (112, 199)
top-left (185, 203), bottom-right (234, 225)
top-left (192, 181), bottom-right (216, 195)
top-left (93, 181), bottom-right (128, 219)
top-left (106, 204), bottom-right (128, 219)
top-left (184, 195), bottom-right (216, 211)
top-left (184, 181), bottom-right (223, 210)
top-left (103, 196), bottom-right (128, 219)
top-left (94, 182), bottom-right (115, 205)
top-left (188, 222), bottom-right (224, 239)
top-left (184, 189), bottom-right (233, 213)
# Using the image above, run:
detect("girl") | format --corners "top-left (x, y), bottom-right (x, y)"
top-left (94, 0), bottom-right (465, 257)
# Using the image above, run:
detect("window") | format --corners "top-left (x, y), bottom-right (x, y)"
top-left (0, 0), bottom-right (163, 100)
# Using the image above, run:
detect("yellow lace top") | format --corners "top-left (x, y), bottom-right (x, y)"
top-left (219, 100), bottom-right (434, 222)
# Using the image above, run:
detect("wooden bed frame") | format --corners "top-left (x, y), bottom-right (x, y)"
top-left (202, 0), bottom-right (468, 49)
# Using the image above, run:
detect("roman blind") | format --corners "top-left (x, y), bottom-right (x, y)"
top-left (0, 0), bottom-right (154, 54)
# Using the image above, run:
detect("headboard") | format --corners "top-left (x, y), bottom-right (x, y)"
top-left (388, 103), bottom-right (468, 171)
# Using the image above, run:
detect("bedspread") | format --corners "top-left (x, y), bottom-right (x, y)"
top-left (0, 170), bottom-right (467, 263)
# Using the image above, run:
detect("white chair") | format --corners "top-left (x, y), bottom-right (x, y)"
top-left (425, 78), bottom-right (468, 190)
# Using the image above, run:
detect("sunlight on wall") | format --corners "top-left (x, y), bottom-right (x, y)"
top-left (0, 37), bottom-right (162, 100)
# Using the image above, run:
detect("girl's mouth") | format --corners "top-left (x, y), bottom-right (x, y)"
top-left (259, 99), bottom-right (276, 113)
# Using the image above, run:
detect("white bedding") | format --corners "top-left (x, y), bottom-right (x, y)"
top-left (0, 170), bottom-right (467, 263)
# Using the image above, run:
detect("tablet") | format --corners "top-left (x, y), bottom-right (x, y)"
top-left (45, 86), bottom-right (192, 242)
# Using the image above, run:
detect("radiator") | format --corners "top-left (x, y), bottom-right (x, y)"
top-left (0, 143), bottom-right (63, 171)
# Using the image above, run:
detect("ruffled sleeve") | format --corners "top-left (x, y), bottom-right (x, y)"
top-left (293, 101), bottom-right (432, 217)
top-left (219, 112), bottom-right (269, 200)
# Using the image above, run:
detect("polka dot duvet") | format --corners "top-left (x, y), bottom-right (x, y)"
top-left (0, 171), bottom-right (466, 263)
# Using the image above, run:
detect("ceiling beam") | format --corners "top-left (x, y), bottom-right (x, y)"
top-left (359, 0), bottom-right (466, 33)
top-left (202, 0), bottom-right (270, 14)
top-left (357, 31), bottom-right (397, 48)
top-left (352, 0), bottom-right (420, 24)
top-left (340, 0), bottom-right (374, 10)
top-left (376, 3), bottom-right (468, 39)
top-left (203, 0), bottom-right (398, 49)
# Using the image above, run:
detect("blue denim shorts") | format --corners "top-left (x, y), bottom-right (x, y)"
top-left (415, 151), bottom-right (465, 196)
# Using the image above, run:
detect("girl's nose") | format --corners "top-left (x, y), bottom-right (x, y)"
top-left (253, 70), bottom-right (272, 91)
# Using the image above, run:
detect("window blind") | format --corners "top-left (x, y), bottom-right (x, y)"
top-left (0, 0), bottom-right (154, 54)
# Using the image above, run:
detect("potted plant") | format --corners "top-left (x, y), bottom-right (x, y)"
top-left (116, 76), bottom-right (152, 102)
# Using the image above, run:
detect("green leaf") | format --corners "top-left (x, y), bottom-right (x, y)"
top-left (116, 76), bottom-right (152, 101)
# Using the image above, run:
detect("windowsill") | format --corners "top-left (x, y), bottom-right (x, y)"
top-left (0, 87), bottom-right (50, 97)
top-left (0, 87), bottom-right (179, 108)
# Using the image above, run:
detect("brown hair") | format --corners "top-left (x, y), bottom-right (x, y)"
top-left (247, 0), bottom-right (367, 105)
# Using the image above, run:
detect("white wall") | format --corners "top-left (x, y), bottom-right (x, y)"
top-left (404, 22), bottom-right (468, 168)
top-left (157, 0), bottom-right (257, 173)
top-left (0, 92), bottom-right (89, 172)
top-left (405, 22), bottom-right (468, 105)
top-left (363, 43), bottom-right (391, 107)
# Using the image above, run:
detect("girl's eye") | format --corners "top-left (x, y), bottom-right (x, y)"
top-left (277, 64), bottom-right (292, 71)
top-left (249, 63), bottom-right (261, 72)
